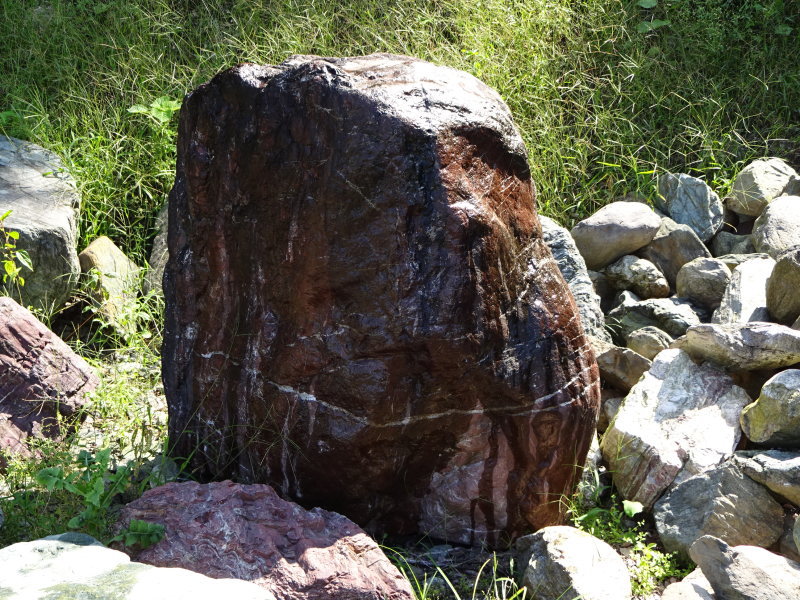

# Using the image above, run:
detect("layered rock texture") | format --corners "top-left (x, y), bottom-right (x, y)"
top-left (163, 54), bottom-right (600, 547)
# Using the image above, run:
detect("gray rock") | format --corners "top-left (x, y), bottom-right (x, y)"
top-left (690, 535), bottom-right (800, 600)
top-left (601, 349), bottom-right (750, 507)
top-left (0, 136), bottom-right (81, 311)
top-left (78, 236), bottom-right (141, 327)
top-left (0, 535), bottom-right (275, 599)
top-left (712, 257), bottom-right (774, 324)
top-left (673, 322), bottom-right (800, 370)
top-left (657, 173), bottom-right (723, 241)
top-left (541, 215), bottom-right (610, 341)
top-left (603, 255), bottom-right (669, 298)
top-left (766, 247), bottom-right (800, 324)
top-left (710, 231), bottom-right (755, 257)
top-left (740, 369), bottom-right (800, 447)
top-left (638, 217), bottom-right (711, 288)
top-left (654, 462), bottom-right (785, 561)
top-left (606, 295), bottom-right (705, 343)
top-left (676, 257), bottom-right (731, 310)
top-left (144, 202), bottom-right (168, 295)
top-left (570, 201), bottom-right (661, 270)
top-left (728, 157), bottom-right (800, 217)
top-left (779, 514), bottom-right (800, 562)
top-left (735, 450), bottom-right (800, 506)
top-left (752, 195), bottom-right (800, 258)
top-left (515, 526), bottom-right (631, 600)
top-left (598, 390), bottom-right (624, 433)
top-left (661, 568), bottom-right (715, 600)
top-left (626, 326), bottom-right (673, 361)
top-left (590, 335), bottom-right (651, 392)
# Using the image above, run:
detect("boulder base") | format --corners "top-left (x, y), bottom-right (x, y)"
top-left (163, 54), bottom-right (600, 547)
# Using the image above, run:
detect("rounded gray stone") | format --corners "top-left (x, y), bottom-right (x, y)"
top-left (766, 247), bottom-right (800, 324)
top-left (676, 257), bottom-right (731, 310)
top-left (728, 157), bottom-right (799, 217)
top-left (657, 172), bottom-right (723, 242)
top-left (603, 254), bottom-right (669, 299)
top-left (752, 195), bottom-right (800, 258)
top-left (740, 369), bottom-right (800, 447)
top-left (570, 202), bottom-right (662, 271)
top-left (625, 325), bottom-right (673, 361)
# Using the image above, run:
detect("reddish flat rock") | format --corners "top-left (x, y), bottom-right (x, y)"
top-left (163, 54), bottom-right (600, 547)
top-left (0, 296), bottom-right (97, 463)
top-left (118, 480), bottom-right (414, 600)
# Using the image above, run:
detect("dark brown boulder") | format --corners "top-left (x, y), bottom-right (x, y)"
top-left (163, 54), bottom-right (600, 547)
top-left (0, 296), bottom-right (98, 463)
top-left (118, 480), bottom-right (414, 600)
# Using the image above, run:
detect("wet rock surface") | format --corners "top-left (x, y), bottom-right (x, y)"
top-left (163, 54), bottom-right (599, 547)
top-left (118, 480), bottom-right (414, 600)
top-left (0, 296), bottom-right (98, 464)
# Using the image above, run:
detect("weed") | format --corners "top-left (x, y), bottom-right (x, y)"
top-left (0, 209), bottom-right (32, 291)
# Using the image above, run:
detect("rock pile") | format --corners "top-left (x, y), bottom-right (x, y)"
top-left (540, 156), bottom-right (800, 598)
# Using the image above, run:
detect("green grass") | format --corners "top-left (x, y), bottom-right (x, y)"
top-left (1, 0), bottom-right (798, 263)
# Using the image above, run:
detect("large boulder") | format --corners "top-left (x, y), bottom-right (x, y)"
top-left (656, 173), bottom-right (723, 242)
top-left (540, 215), bottom-right (610, 342)
top-left (712, 256), bottom-right (774, 324)
top-left (673, 322), bottom-right (800, 371)
top-left (162, 55), bottom-right (600, 547)
top-left (570, 202), bottom-right (661, 271)
top-left (739, 369), bottom-right (800, 447)
top-left (0, 533), bottom-right (274, 600)
top-left (690, 536), bottom-right (800, 600)
top-left (601, 349), bottom-right (750, 507)
top-left (514, 526), bottom-right (631, 600)
top-left (0, 296), bottom-right (98, 464)
top-left (752, 195), bottom-right (800, 258)
top-left (118, 481), bottom-right (414, 600)
top-left (0, 136), bottom-right (81, 311)
top-left (654, 462), bottom-right (784, 560)
top-left (727, 157), bottom-right (799, 217)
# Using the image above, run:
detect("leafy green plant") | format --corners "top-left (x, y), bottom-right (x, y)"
top-left (0, 209), bottom-right (33, 288)
top-left (127, 96), bottom-right (181, 127)
top-left (629, 539), bottom-right (690, 596)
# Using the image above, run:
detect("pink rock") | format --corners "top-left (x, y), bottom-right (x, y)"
top-left (0, 296), bottom-right (98, 464)
top-left (118, 480), bottom-right (415, 600)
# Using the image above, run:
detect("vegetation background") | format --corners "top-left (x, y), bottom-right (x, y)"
top-left (0, 0), bottom-right (798, 597)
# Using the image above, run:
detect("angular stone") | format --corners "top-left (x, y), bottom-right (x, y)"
top-left (606, 295), bottom-right (704, 343)
top-left (654, 462), bottom-right (784, 561)
top-left (766, 247), bottom-right (800, 324)
top-left (740, 370), bottom-right (800, 448)
top-left (735, 450), bottom-right (800, 506)
top-left (144, 202), bottom-right (168, 295)
top-left (0, 533), bottom-right (274, 600)
top-left (690, 536), bottom-right (800, 600)
top-left (163, 55), bottom-right (600, 547)
top-left (657, 173), bottom-right (723, 242)
top-left (570, 201), bottom-right (661, 271)
top-left (118, 481), bottom-right (414, 600)
top-left (514, 526), bottom-right (631, 600)
top-left (710, 231), bottom-right (754, 257)
top-left (676, 257), bottom-right (730, 311)
top-left (589, 336), bottom-right (650, 392)
top-left (661, 568), bottom-right (715, 600)
top-left (638, 217), bottom-right (711, 289)
top-left (712, 257), bottom-right (774, 324)
top-left (598, 390), bottom-right (624, 433)
top-left (728, 157), bottom-right (800, 217)
top-left (600, 349), bottom-right (750, 507)
top-left (79, 236), bottom-right (141, 326)
top-left (603, 255), bottom-right (669, 299)
top-left (673, 322), bottom-right (800, 370)
top-left (625, 326), bottom-right (673, 361)
top-left (0, 296), bottom-right (98, 464)
top-left (752, 195), bottom-right (800, 258)
top-left (541, 216), bottom-right (610, 342)
top-left (716, 252), bottom-right (771, 271)
top-left (0, 136), bottom-right (81, 311)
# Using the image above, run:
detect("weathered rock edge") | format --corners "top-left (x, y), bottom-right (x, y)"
top-left (163, 54), bottom-right (600, 547)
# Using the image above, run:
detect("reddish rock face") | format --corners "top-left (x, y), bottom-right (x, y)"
top-left (0, 296), bottom-right (98, 464)
top-left (163, 54), bottom-right (600, 547)
top-left (118, 480), bottom-right (414, 600)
